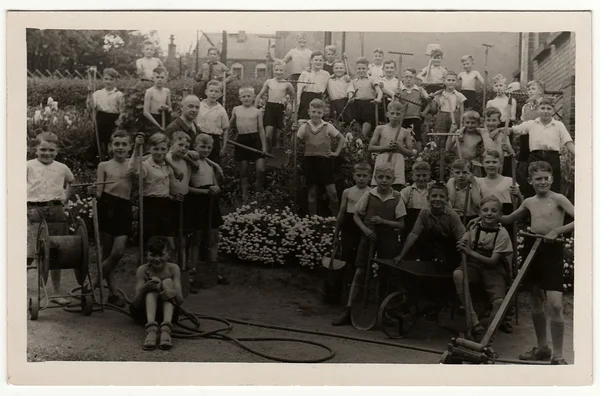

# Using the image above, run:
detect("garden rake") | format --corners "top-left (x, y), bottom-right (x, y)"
top-left (87, 66), bottom-right (104, 162)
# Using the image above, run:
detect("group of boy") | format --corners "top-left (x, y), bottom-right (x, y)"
top-left (29, 36), bottom-right (575, 360)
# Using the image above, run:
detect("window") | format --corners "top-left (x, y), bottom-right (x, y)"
top-left (231, 62), bottom-right (244, 79)
top-left (255, 63), bottom-right (267, 78)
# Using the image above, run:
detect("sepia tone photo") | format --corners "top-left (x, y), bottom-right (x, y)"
top-left (6, 10), bottom-right (593, 386)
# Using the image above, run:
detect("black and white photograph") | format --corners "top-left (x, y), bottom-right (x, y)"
top-left (6, 9), bottom-right (593, 387)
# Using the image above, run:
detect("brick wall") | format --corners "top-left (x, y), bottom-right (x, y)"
top-left (531, 32), bottom-right (576, 136)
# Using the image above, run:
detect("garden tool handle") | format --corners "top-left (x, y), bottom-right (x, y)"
top-left (228, 140), bottom-right (276, 158)
top-left (518, 231), bottom-right (565, 243)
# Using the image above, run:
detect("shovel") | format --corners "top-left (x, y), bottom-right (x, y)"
top-left (227, 140), bottom-right (289, 168)
top-left (320, 244), bottom-right (346, 303)
top-left (179, 201), bottom-right (190, 298)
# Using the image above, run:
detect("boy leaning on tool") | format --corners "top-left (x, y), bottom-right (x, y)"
top-left (332, 163), bottom-right (406, 326)
top-left (455, 195), bottom-right (514, 338)
top-left (27, 132), bottom-right (74, 306)
top-left (130, 236), bottom-right (183, 351)
top-left (468, 160), bottom-right (574, 364)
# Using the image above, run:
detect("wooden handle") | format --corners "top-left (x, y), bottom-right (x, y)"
top-left (138, 145), bottom-right (144, 265)
top-left (518, 231), bottom-right (566, 243)
top-left (227, 140), bottom-right (275, 158)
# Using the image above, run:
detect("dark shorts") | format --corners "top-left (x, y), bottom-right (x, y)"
top-left (355, 230), bottom-right (400, 268)
top-left (27, 202), bottom-right (68, 259)
top-left (170, 197), bottom-right (196, 236)
top-left (98, 192), bottom-right (132, 237)
top-left (298, 92), bottom-right (323, 120)
top-left (235, 133), bottom-right (263, 162)
top-left (517, 134), bottom-right (530, 162)
top-left (96, 111), bottom-right (120, 145)
top-left (353, 99), bottom-right (376, 126)
top-left (460, 90), bottom-right (477, 111)
top-left (434, 111), bottom-right (453, 133)
top-left (464, 263), bottom-right (507, 302)
top-left (330, 98), bottom-right (352, 123)
top-left (263, 102), bottom-right (285, 129)
top-left (288, 73), bottom-right (301, 89)
top-left (129, 300), bottom-right (180, 326)
top-left (341, 212), bottom-right (362, 264)
top-left (521, 237), bottom-right (564, 292)
top-left (402, 117), bottom-right (423, 142)
top-left (304, 156), bottom-right (335, 186)
top-left (143, 197), bottom-right (175, 242)
top-left (189, 187), bottom-right (224, 232)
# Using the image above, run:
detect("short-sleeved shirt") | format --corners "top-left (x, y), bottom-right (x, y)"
top-left (461, 225), bottom-right (513, 267)
top-left (129, 156), bottom-right (171, 198)
top-left (379, 77), bottom-right (401, 97)
top-left (512, 118), bottom-right (573, 152)
top-left (164, 117), bottom-right (199, 143)
top-left (399, 184), bottom-right (429, 210)
top-left (136, 57), bottom-right (163, 80)
top-left (196, 100), bottom-right (229, 136)
top-left (92, 88), bottom-right (123, 114)
top-left (285, 48), bottom-right (313, 74)
top-left (27, 159), bottom-right (74, 202)
top-left (327, 78), bottom-right (354, 101)
top-left (486, 96), bottom-right (517, 122)
top-left (476, 176), bottom-right (518, 204)
top-left (434, 90), bottom-right (467, 112)
top-left (355, 188), bottom-right (407, 220)
top-left (368, 64), bottom-right (384, 79)
top-left (345, 185), bottom-right (370, 214)
top-left (353, 76), bottom-right (380, 100)
top-left (198, 61), bottom-right (230, 82)
top-left (411, 206), bottom-right (466, 240)
top-left (296, 120), bottom-right (341, 157)
top-left (420, 66), bottom-right (448, 84)
top-left (448, 179), bottom-right (479, 216)
top-left (298, 70), bottom-right (330, 94)
top-left (458, 70), bottom-right (483, 91)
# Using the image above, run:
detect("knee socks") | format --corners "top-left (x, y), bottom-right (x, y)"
top-left (550, 320), bottom-right (564, 359)
top-left (531, 312), bottom-right (549, 348)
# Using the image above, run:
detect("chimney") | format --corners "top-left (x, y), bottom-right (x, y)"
top-left (168, 35), bottom-right (176, 59)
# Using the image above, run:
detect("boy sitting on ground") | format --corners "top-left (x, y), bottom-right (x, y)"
top-left (130, 236), bottom-right (183, 351)
top-left (455, 195), bottom-right (514, 338)
top-left (332, 163), bottom-right (406, 326)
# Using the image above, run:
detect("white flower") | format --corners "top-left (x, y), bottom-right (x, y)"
top-left (51, 101), bottom-right (58, 111)
top-left (64, 115), bottom-right (72, 126)
top-left (34, 110), bottom-right (42, 124)
top-left (52, 116), bottom-right (58, 125)
top-left (355, 138), bottom-right (363, 148)
top-left (44, 106), bottom-right (52, 115)
top-left (47, 97), bottom-right (54, 106)
top-left (345, 132), bottom-right (353, 142)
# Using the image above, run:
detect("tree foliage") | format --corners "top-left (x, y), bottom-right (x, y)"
top-left (26, 29), bottom-right (163, 75)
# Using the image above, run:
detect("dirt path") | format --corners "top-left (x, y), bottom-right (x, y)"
top-left (27, 249), bottom-right (574, 364)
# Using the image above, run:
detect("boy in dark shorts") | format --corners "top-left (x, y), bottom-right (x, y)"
top-left (254, 60), bottom-right (295, 152)
top-left (351, 57), bottom-right (383, 139)
top-left (188, 134), bottom-right (228, 286)
top-left (93, 130), bottom-right (135, 307)
top-left (27, 132), bottom-right (74, 305)
top-left (326, 60), bottom-right (354, 125)
top-left (143, 66), bottom-right (172, 135)
top-left (331, 162), bottom-right (371, 302)
top-left (87, 68), bottom-right (123, 159)
top-left (455, 195), bottom-right (513, 337)
top-left (431, 72), bottom-right (467, 136)
top-left (130, 236), bottom-right (183, 351)
top-left (332, 163), bottom-right (406, 326)
top-left (296, 99), bottom-right (347, 216)
top-left (129, 133), bottom-right (175, 250)
top-left (394, 182), bottom-right (465, 273)
top-left (400, 68), bottom-right (429, 152)
top-left (229, 86), bottom-right (268, 203)
top-left (496, 161), bottom-right (574, 365)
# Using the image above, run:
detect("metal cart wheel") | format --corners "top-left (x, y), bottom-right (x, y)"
top-left (36, 221), bottom-right (51, 284)
top-left (81, 294), bottom-right (93, 316)
top-left (377, 290), bottom-right (417, 339)
top-left (28, 297), bottom-right (39, 321)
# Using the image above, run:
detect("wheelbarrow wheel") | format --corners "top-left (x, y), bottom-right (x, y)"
top-left (351, 278), bottom-right (380, 331)
top-left (439, 351), bottom-right (463, 364)
top-left (81, 294), bottom-right (93, 316)
top-left (29, 297), bottom-right (39, 321)
top-left (377, 290), bottom-right (416, 339)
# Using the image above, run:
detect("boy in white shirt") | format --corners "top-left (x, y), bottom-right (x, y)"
top-left (276, 32), bottom-right (312, 83)
top-left (27, 132), bottom-right (74, 305)
top-left (196, 80), bottom-right (230, 164)
top-left (368, 48), bottom-right (385, 80)
top-left (88, 68), bottom-right (123, 159)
